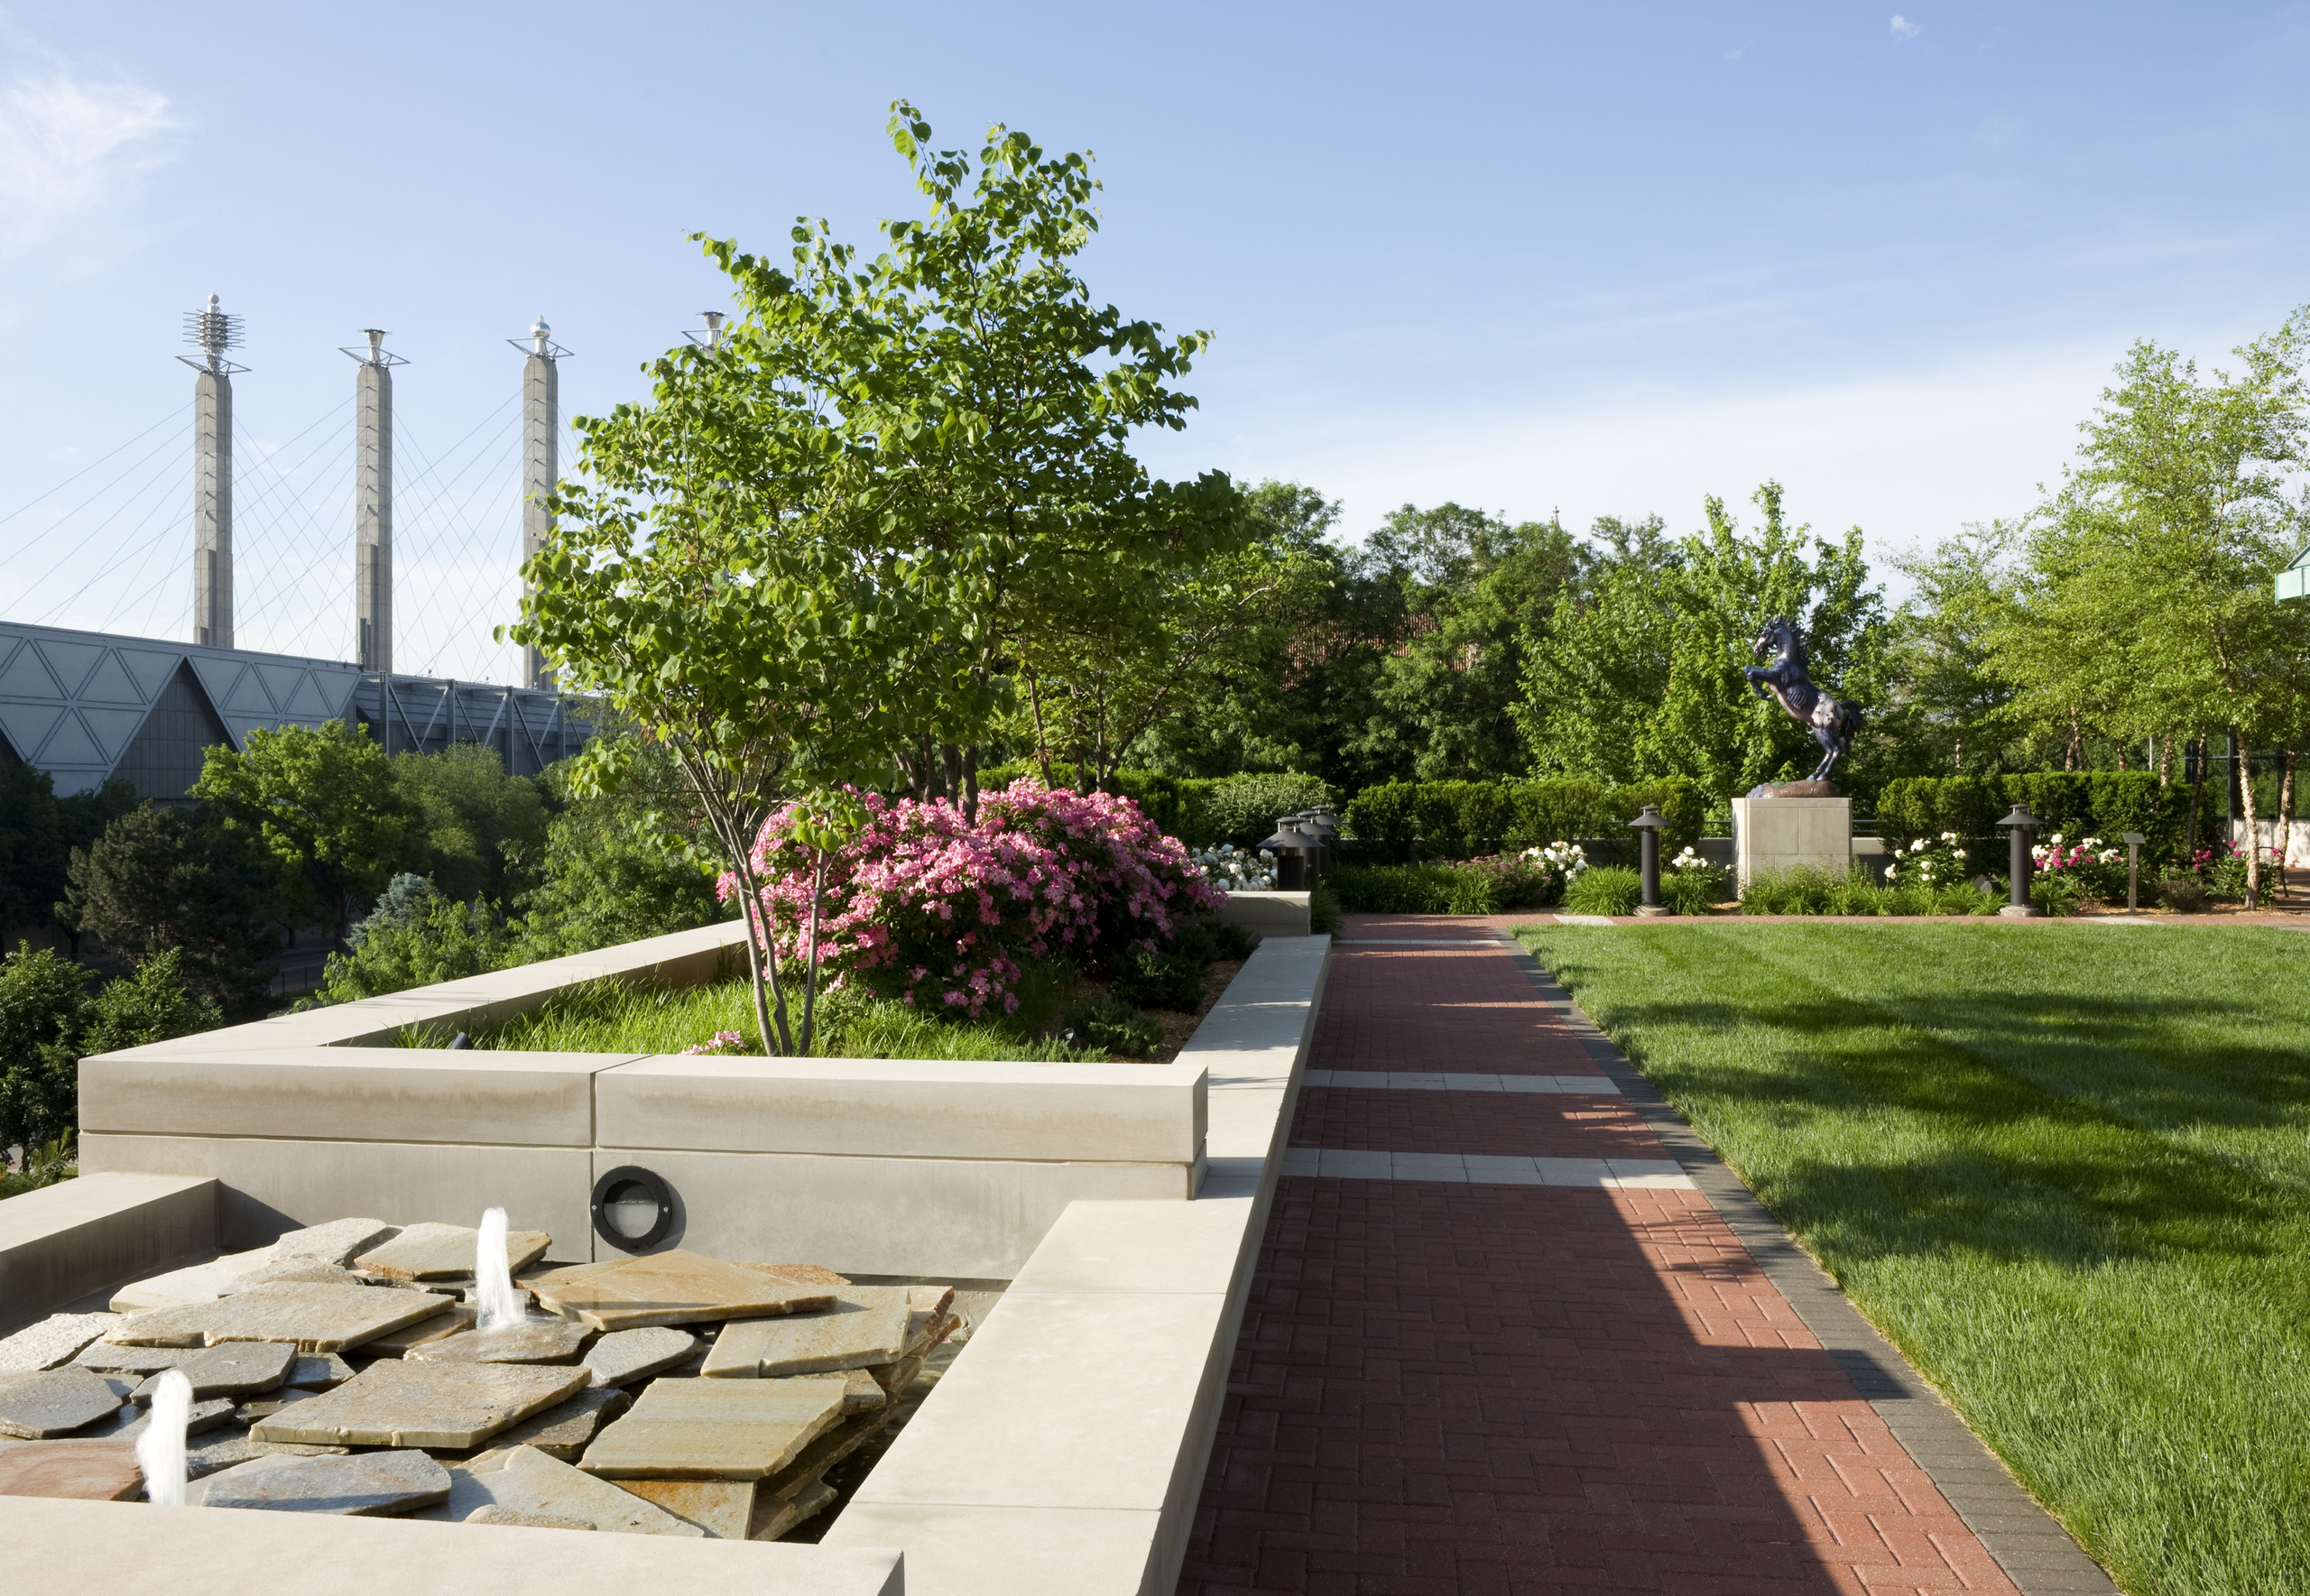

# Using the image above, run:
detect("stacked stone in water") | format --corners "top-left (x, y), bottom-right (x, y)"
top-left (0, 1216), bottom-right (962, 1538)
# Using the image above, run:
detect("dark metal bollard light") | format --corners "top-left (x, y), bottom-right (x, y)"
top-left (1258, 817), bottom-right (1312, 890)
top-left (1629, 804), bottom-right (1671, 918)
top-left (2123, 830), bottom-right (2147, 914)
top-left (1996, 804), bottom-right (2044, 918)
top-left (1294, 809), bottom-right (1339, 884)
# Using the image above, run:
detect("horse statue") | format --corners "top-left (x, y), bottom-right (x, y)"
top-left (1744, 617), bottom-right (1862, 787)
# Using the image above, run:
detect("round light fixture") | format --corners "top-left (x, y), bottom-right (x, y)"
top-left (590, 1165), bottom-right (675, 1251)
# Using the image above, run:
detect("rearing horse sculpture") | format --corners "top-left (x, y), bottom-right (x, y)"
top-left (1745, 617), bottom-right (1862, 784)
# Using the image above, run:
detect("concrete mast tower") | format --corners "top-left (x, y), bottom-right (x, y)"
top-left (180, 295), bottom-right (246, 649)
top-left (343, 329), bottom-right (406, 676)
top-left (510, 316), bottom-right (569, 690)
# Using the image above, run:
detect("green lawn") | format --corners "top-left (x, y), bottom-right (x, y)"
top-left (1512, 922), bottom-right (2310, 1596)
top-left (402, 975), bottom-right (1101, 1063)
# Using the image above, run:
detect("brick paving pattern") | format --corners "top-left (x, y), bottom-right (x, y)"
top-left (1178, 923), bottom-right (2024, 1594)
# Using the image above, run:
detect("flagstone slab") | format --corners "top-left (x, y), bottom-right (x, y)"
top-left (191, 1447), bottom-right (449, 1515)
top-left (250, 1360), bottom-right (589, 1449)
top-left (86, 1395), bottom-right (236, 1442)
top-left (526, 1250), bottom-right (836, 1332)
top-left (234, 1261), bottom-right (369, 1290)
top-left (443, 1444), bottom-right (705, 1534)
top-left (763, 1406), bottom-right (893, 1504)
top-left (840, 1369), bottom-right (888, 1414)
top-left (616, 1475), bottom-right (756, 1537)
top-left (108, 1247), bottom-right (274, 1313)
top-left (735, 1261), bottom-right (852, 1287)
top-left (355, 1222), bottom-right (550, 1281)
top-left (289, 1352), bottom-right (356, 1390)
top-left (183, 1430), bottom-right (347, 1479)
top-left (704, 1287), bottom-right (910, 1378)
top-left (466, 1503), bottom-right (592, 1528)
top-left (131, 1340), bottom-right (295, 1403)
top-left (359, 1301), bottom-right (476, 1355)
top-left (0, 1367), bottom-right (134, 1438)
top-left (271, 1218), bottom-right (400, 1268)
top-left (486, 1386), bottom-right (632, 1460)
top-left (74, 1342), bottom-right (208, 1375)
top-left (234, 1387), bottom-right (324, 1425)
top-left (582, 1325), bottom-right (697, 1388)
top-left (0, 1438), bottom-right (144, 1500)
top-left (753, 1477), bottom-right (838, 1540)
top-left (0, 1314), bottom-right (123, 1372)
top-left (106, 1282), bottom-right (455, 1353)
top-left (406, 1318), bottom-right (592, 1366)
top-left (579, 1375), bottom-right (845, 1480)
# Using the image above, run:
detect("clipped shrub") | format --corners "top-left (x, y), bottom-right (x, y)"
top-left (1344, 777), bottom-right (1705, 864)
top-left (1058, 996), bottom-right (1163, 1059)
top-left (1565, 865), bottom-right (1642, 917)
top-left (1877, 773), bottom-right (2190, 869)
top-left (1172, 918), bottom-right (1257, 964)
top-left (1328, 855), bottom-right (1558, 915)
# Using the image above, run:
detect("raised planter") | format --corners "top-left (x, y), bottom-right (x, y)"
top-left (10, 922), bottom-right (1334, 1592)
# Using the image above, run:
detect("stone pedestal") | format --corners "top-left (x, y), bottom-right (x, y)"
top-left (1732, 797), bottom-right (1853, 888)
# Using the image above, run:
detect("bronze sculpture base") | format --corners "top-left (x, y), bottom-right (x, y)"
top-left (1746, 779), bottom-right (1841, 799)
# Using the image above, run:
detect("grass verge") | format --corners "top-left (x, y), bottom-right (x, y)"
top-left (407, 976), bottom-right (1104, 1063)
top-left (1511, 920), bottom-right (2310, 1596)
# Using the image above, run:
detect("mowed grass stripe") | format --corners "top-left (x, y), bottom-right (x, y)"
top-left (1514, 922), bottom-right (2310, 1596)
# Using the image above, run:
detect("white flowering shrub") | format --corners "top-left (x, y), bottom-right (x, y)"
top-left (1883, 831), bottom-right (1972, 889)
top-left (1190, 844), bottom-right (1278, 893)
top-left (1520, 841), bottom-right (1589, 880)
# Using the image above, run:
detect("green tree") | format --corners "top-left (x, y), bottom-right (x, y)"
top-left (82, 946), bottom-right (222, 1055)
top-left (60, 802), bottom-right (275, 1012)
top-left (392, 743), bottom-right (549, 905)
top-left (1523, 485), bottom-right (1888, 798)
top-left (319, 876), bottom-right (513, 1003)
top-left (0, 942), bottom-right (87, 1154)
top-left (1353, 503), bottom-right (1587, 780)
top-left (1881, 526), bottom-right (2028, 776)
top-left (190, 721), bottom-right (413, 937)
top-left (1991, 316), bottom-right (2310, 901)
top-left (510, 744), bottom-right (729, 961)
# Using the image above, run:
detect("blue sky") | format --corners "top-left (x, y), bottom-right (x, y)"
top-left (3, 3), bottom-right (2306, 678)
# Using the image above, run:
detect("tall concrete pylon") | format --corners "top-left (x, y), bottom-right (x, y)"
top-left (180, 295), bottom-right (245, 649)
top-left (513, 316), bottom-right (568, 690)
top-left (344, 329), bottom-right (405, 675)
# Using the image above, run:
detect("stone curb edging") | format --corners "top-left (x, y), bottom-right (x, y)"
top-left (1490, 930), bottom-right (2122, 1596)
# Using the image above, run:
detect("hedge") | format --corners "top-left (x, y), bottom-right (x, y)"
top-left (1330, 861), bottom-right (1557, 916)
top-left (1874, 773), bottom-right (2194, 866)
top-left (1340, 777), bottom-right (1706, 863)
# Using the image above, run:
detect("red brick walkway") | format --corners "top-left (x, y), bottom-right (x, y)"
top-left (1178, 925), bottom-right (2021, 1594)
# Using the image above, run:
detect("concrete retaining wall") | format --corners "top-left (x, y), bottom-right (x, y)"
top-left (77, 921), bottom-right (1210, 1273)
top-left (0, 1171), bottom-right (217, 1334)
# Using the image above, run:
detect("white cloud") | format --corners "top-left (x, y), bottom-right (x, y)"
top-left (1890, 15), bottom-right (1921, 40)
top-left (0, 69), bottom-right (177, 254)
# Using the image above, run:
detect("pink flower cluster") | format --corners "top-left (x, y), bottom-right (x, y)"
top-left (720, 780), bottom-right (1224, 1019)
top-left (681, 1029), bottom-right (746, 1056)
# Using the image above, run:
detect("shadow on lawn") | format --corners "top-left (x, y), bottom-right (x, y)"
top-left (1590, 992), bottom-right (2310, 1271)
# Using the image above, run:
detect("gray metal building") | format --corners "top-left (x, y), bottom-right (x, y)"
top-left (0, 619), bottom-right (588, 798)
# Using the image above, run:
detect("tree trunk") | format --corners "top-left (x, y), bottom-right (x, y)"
top-left (961, 744), bottom-right (980, 824)
top-left (2064, 714), bottom-right (2083, 771)
top-left (2186, 734), bottom-right (2206, 855)
top-left (2234, 728), bottom-right (2260, 909)
top-left (2280, 750), bottom-right (2297, 899)
top-left (940, 743), bottom-right (963, 806)
top-left (2158, 733), bottom-right (2174, 787)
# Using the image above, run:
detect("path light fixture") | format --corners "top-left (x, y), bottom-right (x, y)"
top-left (1259, 817), bottom-right (1314, 890)
top-left (1629, 805), bottom-right (1672, 918)
top-left (1294, 809), bottom-right (1339, 883)
top-left (1996, 804), bottom-right (2044, 918)
top-left (2123, 831), bottom-right (2147, 914)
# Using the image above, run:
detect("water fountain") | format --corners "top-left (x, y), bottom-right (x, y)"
top-left (476, 1206), bottom-right (525, 1331)
top-left (135, 1368), bottom-right (192, 1506)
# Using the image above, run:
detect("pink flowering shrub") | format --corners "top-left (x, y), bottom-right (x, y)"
top-left (720, 779), bottom-right (1224, 1019)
